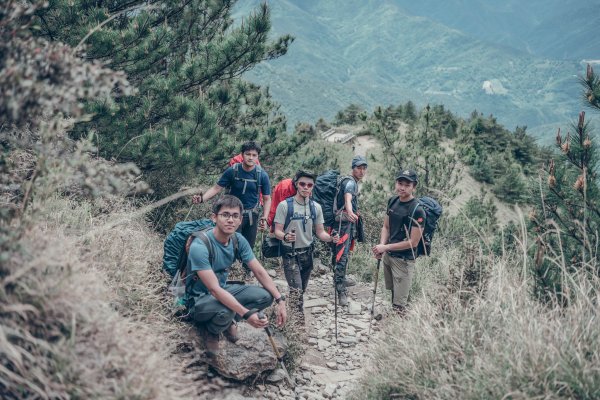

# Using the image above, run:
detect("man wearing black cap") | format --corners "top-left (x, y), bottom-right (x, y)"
top-left (332, 155), bottom-right (368, 306)
top-left (372, 169), bottom-right (425, 315)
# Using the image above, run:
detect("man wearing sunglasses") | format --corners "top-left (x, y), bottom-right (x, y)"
top-left (186, 195), bottom-right (286, 356)
top-left (273, 170), bottom-right (339, 322)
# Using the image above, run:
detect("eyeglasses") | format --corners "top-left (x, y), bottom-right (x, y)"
top-left (297, 182), bottom-right (314, 188)
top-left (217, 212), bottom-right (241, 220)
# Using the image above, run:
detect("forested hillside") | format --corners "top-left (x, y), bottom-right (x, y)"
top-left (237, 0), bottom-right (587, 139)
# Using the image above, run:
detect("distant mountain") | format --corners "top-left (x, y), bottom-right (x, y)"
top-left (236, 0), bottom-right (588, 137)
top-left (393, 0), bottom-right (600, 60)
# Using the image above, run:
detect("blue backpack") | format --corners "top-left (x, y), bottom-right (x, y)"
top-left (408, 196), bottom-right (443, 256)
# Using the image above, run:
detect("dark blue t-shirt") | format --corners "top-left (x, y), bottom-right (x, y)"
top-left (186, 229), bottom-right (255, 297)
top-left (217, 164), bottom-right (271, 210)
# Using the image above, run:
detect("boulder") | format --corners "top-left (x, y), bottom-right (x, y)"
top-left (204, 323), bottom-right (287, 381)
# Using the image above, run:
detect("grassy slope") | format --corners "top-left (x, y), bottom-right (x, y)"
top-left (2, 196), bottom-right (196, 399)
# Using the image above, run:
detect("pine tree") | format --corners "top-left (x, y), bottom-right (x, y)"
top-left (531, 64), bottom-right (600, 296)
top-left (34, 0), bottom-right (295, 193)
top-left (369, 104), bottom-right (460, 200)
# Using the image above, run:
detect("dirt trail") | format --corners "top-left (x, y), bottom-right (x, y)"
top-left (181, 263), bottom-right (387, 400)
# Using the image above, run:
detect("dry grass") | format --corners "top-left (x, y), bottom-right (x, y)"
top-left (351, 240), bottom-right (600, 400)
top-left (1, 196), bottom-right (197, 399)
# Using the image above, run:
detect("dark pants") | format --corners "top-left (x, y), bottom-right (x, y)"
top-left (331, 221), bottom-right (354, 292)
top-left (282, 249), bottom-right (314, 313)
top-left (238, 210), bottom-right (259, 271)
top-left (189, 284), bottom-right (273, 334)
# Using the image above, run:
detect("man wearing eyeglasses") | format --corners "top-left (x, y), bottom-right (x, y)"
top-left (186, 195), bottom-right (286, 356)
top-left (273, 171), bottom-right (338, 322)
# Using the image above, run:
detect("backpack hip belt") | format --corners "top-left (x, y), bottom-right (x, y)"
top-left (242, 207), bottom-right (259, 225)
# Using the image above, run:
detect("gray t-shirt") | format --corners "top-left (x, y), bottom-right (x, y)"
top-left (274, 198), bottom-right (324, 249)
top-left (342, 178), bottom-right (359, 213)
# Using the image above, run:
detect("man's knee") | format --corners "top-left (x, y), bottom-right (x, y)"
top-left (248, 287), bottom-right (274, 309)
top-left (212, 309), bottom-right (235, 325)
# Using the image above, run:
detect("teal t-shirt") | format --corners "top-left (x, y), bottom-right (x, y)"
top-left (186, 229), bottom-right (255, 296)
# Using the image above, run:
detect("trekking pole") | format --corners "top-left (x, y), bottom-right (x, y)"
top-left (334, 274), bottom-right (338, 343)
top-left (368, 258), bottom-right (382, 335)
top-left (257, 312), bottom-right (293, 386)
top-left (260, 229), bottom-right (265, 264)
top-left (332, 226), bottom-right (340, 344)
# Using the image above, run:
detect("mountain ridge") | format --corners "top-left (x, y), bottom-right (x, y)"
top-left (236, 0), bottom-right (585, 137)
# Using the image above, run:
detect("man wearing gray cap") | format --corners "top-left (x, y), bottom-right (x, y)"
top-left (331, 155), bottom-right (368, 306)
top-left (372, 169), bottom-right (426, 316)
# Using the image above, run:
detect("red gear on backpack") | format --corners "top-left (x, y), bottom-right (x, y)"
top-left (268, 178), bottom-right (297, 231)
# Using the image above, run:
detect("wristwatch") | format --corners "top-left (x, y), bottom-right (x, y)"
top-left (275, 295), bottom-right (286, 304)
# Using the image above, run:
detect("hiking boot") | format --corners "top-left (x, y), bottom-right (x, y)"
top-left (203, 331), bottom-right (221, 357)
top-left (337, 290), bottom-right (348, 306)
top-left (344, 277), bottom-right (357, 287)
top-left (392, 304), bottom-right (407, 317)
top-left (223, 322), bottom-right (240, 343)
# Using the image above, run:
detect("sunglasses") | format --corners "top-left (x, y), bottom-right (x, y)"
top-left (297, 182), bottom-right (314, 188)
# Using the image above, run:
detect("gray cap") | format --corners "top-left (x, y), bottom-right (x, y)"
top-left (351, 155), bottom-right (368, 169)
top-left (396, 169), bottom-right (418, 182)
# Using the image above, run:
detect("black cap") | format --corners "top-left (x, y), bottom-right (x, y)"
top-left (352, 155), bottom-right (368, 169)
top-left (396, 169), bottom-right (418, 182)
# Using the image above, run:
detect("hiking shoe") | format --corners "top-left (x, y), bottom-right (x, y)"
top-left (392, 304), bottom-right (407, 317)
top-left (344, 277), bottom-right (357, 287)
top-left (223, 322), bottom-right (240, 343)
top-left (337, 290), bottom-right (348, 306)
top-left (204, 331), bottom-right (221, 356)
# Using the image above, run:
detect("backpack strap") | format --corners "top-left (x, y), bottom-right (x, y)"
top-left (231, 162), bottom-right (262, 197)
top-left (231, 233), bottom-right (241, 263)
top-left (283, 197), bottom-right (295, 231)
top-left (283, 197), bottom-right (317, 233)
top-left (255, 165), bottom-right (263, 197)
top-left (334, 176), bottom-right (353, 214)
top-left (179, 228), bottom-right (214, 277)
top-left (309, 199), bottom-right (317, 223)
top-left (407, 200), bottom-right (422, 233)
top-left (192, 230), bottom-right (215, 265)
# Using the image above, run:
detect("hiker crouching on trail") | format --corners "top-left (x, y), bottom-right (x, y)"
top-left (193, 141), bottom-right (272, 276)
top-left (186, 195), bottom-right (286, 355)
top-left (273, 171), bottom-right (339, 322)
top-left (372, 169), bottom-right (425, 316)
top-left (332, 155), bottom-right (367, 306)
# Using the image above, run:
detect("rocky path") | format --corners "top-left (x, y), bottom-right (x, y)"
top-left (286, 270), bottom-right (385, 400)
top-left (180, 262), bottom-right (388, 400)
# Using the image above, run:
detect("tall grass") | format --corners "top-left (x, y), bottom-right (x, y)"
top-left (351, 238), bottom-right (600, 399)
top-left (1, 196), bottom-right (196, 399)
